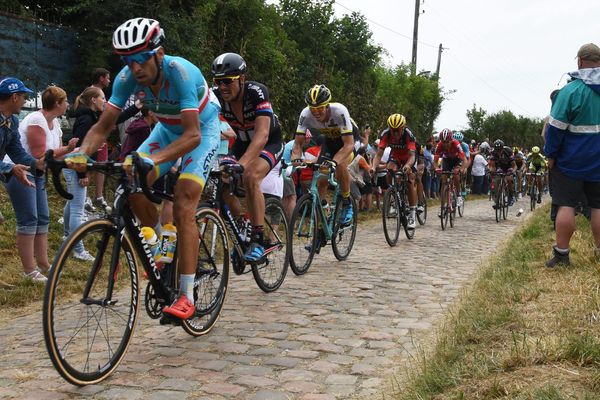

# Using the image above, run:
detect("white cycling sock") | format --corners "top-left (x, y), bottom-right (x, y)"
top-left (179, 274), bottom-right (195, 301)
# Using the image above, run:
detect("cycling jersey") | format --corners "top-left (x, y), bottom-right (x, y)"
top-left (296, 103), bottom-right (353, 139)
top-left (489, 146), bottom-right (514, 169)
top-left (434, 139), bottom-right (464, 160)
top-left (109, 55), bottom-right (219, 134)
top-left (109, 54), bottom-right (220, 186)
top-left (527, 153), bottom-right (547, 167)
top-left (459, 141), bottom-right (470, 159)
top-left (378, 127), bottom-right (416, 163)
top-left (212, 81), bottom-right (282, 144)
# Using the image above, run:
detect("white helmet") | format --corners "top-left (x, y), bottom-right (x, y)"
top-left (112, 18), bottom-right (164, 55)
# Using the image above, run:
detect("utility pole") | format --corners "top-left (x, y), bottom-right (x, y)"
top-left (435, 43), bottom-right (444, 77)
top-left (411, 0), bottom-right (421, 75)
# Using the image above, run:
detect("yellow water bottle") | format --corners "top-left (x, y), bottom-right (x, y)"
top-left (159, 223), bottom-right (177, 263)
top-left (141, 226), bottom-right (161, 261)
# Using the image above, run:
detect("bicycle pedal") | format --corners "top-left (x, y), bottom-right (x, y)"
top-left (159, 313), bottom-right (182, 326)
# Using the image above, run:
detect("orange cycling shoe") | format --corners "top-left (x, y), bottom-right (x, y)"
top-left (163, 294), bottom-right (195, 319)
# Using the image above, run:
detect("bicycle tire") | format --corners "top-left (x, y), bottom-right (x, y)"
top-left (400, 191), bottom-right (415, 240)
top-left (250, 197), bottom-right (289, 293)
top-left (440, 184), bottom-right (448, 230)
top-left (416, 191), bottom-right (427, 225)
top-left (332, 196), bottom-right (357, 260)
top-left (181, 207), bottom-right (229, 336)
top-left (502, 184), bottom-right (509, 220)
top-left (382, 188), bottom-right (400, 246)
top-left (289, 194), bottom-right (317, 275)
top-left (458, 193), bottom-right (465, 217)
top-left (495, 180), bottom-right (502, 223)
top-left (530, 184), bottom-right (536, 211)
top-left (449, 190), bottom-right (456, 228)
top-left (43, 219), bottom-right (139, 386)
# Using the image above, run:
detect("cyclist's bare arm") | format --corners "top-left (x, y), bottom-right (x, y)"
top-left (371, 147), bottom-right (384, 173)
top-left (291, 132), bottom-right (305, 161)
top-left (238, 115), bottom-right (269, 168)
top-left (149, 111), bottom-right (200, 165)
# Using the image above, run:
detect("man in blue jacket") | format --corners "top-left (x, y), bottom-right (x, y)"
top-left (544, 43), bottom-right (600, 267)
top-left (0, 77), bottom-right (43, 186)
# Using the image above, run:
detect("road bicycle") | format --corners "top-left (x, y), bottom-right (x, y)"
top-left (382, 169), bottom-right (415, 246)
top-left (288, 159), bottom-right (358, 275)
top-left (525, 171), bottom-right (544, 211)
top-left (201, 162), bottom-right (289, 293)
top-left (492, 171), bottom-right (511, 222)
top-left (416, 186), bottom-right (428, 225)
top-left (438, 170), bottom-right (459, 230)
top-left (42, 151), bottom-right (229, 385)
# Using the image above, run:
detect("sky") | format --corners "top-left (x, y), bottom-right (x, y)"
top-left (330, 0), bottom-right (599, 131)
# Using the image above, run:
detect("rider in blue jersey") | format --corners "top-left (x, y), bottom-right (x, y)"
top-left (68, 18), bottom-right (220, 320)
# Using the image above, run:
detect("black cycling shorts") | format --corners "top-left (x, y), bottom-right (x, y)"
top-left (442, 158), bottom-right (462, 172)
top-left (230, 139), bottom-right (284, 170)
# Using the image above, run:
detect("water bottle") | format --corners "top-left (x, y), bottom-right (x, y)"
top-left (141, 226), bottom-right (161, 261)
top-left (159, 223), bottom-right (177, 263)
top-left (516, 208), bottom-right (524, 217)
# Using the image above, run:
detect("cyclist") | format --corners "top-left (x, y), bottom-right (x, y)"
top-left (433, 128), bottom-right (467, 209)
top-left (526, 146), bottom-right (547, 204)
top-left (211, 52), bottom-right (284, 261)
top-left (291, 84), bottom-right (355, 226)
top-left (514, 149), bottom-right (527, 197)
top-left (371, 113), bottom-right (418, 228)
top-left (452, 131), bottom-right (470, 198)
top-left (488, 139), bottom-right (517, 208)
top-left (67, 18), bottom-right (221, 320)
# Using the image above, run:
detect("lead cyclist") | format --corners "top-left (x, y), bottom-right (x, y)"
top-left (67, 18), bottom-right (221, 320)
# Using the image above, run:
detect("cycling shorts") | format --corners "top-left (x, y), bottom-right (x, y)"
top-left (230, 139), bottom-right (284, 170)
top-left (137, 119), bottom-right (220, 188)
top-left (317, 137), bottom-right (354, 164)
top-left (442, 158), bottom-right (462, 172)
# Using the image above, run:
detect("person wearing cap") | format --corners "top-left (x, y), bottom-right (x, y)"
top-left (543, 43), bottom-right (600, 268)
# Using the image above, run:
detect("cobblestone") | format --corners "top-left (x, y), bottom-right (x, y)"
top-left (0, 198), bottom-right (539, 398)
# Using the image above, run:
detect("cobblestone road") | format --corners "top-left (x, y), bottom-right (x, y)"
top-left (0, 197), bottom-right (542, 399)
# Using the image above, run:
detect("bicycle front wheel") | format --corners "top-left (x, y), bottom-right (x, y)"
top-left (250, 197), bottom-right (289, 293)
top-left (502, 186), bottom-right (509, 220)
top-left (382, 188), bottom-right (400, 246)
top-left (43, 219), bottom-right (139, 386)
top-left (495, 183), bottom-right (502, 223)
top-left (181, 207), bottom-right (229, 336)
top-left (449, 190), bottom-right (456, 228)
top-left (530, 184), bottom-right (536, 211)
top-left (332, 196), bottom-right (357, 260)
top-left (417, 191), bottom-right (427, 225)
top-left (440, 184), bottom-right (449, 230)
top-left (289, 194), bottom-right (317, 276)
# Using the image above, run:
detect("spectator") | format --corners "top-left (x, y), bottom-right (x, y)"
top-left (91, 67), bottom-right (111, 91)
top-left (0, 77), bottom-right (48, 282)
top-left (282, 130), bottom-right (312, 218)
top-left (89, 67), bottom-right (112, 211)
top-left (348, 146), bottom-right (370, 206)
top-left (119, 106), bottom-right (158, 161)
top-left (544, 42), bottom-right (600, 267)
top-left (63, 86), bottom-right (106, 261)
top-left (422, 142), bottom-right (434, 199)
top-left (471, 146), bottom-right (489, 194)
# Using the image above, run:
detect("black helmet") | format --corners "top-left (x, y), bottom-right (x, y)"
top-left (211, 53), bottom-right (247, 77)
top-left (493, 139), bottom-right (504, 149)
top-left (305, 84), bottom-right (332, 107)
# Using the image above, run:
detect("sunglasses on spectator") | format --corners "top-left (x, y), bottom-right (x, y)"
top-left (121, 48), bottom-right (159, 66)
top-left (213, 76), bottom-right (241, 86)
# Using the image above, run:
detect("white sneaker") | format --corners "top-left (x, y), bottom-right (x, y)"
top-left (416, 204), bottom-right (425, 213)
top-left (457, 196), bottom-right (464, 207)
top-left (23, 270), bottom-right (47, 282)
top-left (407, 216), bottom-right (416, 229)
top-left (74, 250), bottom-right (95, 261)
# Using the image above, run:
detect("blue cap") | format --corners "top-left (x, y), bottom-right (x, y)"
top-left (0, 77), bottom-right (34, 95)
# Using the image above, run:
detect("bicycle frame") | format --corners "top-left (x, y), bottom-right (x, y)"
top-left (300, 162), bottom-right (339, 242)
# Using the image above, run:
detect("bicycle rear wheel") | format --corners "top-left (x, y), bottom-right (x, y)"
top-left (181, 207), bottom-right (229, 336)
top-left (530, 184), bottom-right (536, 211)
top-left (400, 194), bottom-right (415, 240)
top-left (250, 197), bottom-right (289, 293)
top-left (289, 194), bottom-right (318, 275)
top-left (382, 188), bottom-right (400, 246)
top-left (43, 219), bottom-right (139, 386)
top-left (332, 196), bottom-right (357, 260)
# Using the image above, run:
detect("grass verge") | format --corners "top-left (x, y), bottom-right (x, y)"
top-left (393, 203), bottom-right (600, 399)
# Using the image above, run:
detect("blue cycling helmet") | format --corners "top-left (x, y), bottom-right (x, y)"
top-left (453, 131), bottom-right (464, 142)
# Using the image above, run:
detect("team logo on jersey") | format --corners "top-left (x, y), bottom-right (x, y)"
top-left (256, 101), bottom-right (271, 111)
top-left (148, 142), bottom-right (161, 154)
top-left (136, 90), bottom-right (146, 100)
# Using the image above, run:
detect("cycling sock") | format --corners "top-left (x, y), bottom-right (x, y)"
top-left (554, 247), bottom-right (569, 255)
top-left (341, 191), bottom-right (350, 199)
top-left (179, 274), bottom-right (195, 301)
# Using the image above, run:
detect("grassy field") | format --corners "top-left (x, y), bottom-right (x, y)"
top-left (394, 203), bottom-right (600, 399)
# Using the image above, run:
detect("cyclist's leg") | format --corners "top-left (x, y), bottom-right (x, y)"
top-left (132, 124), bottom-right (178, 229)
top-left (332, 137), bottom-right (354, 225)
top-left (164, 118), bottom-right (220, 319)
top-left (221, 139), bottom-right (247, 218)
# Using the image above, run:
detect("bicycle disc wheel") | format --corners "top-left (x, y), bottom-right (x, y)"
top-left (382, 189), bottom-right (400, 246)
top-left (332, 196), bottom-right (357, 260)
top-left (43, 219), bottom-right (139, 386)
top-left (289, 194), bottom-right (317, 275)
top-left (250, 197), bottom-right (289, 293)
top-left (181, 207), bottom-right (229, 336)
top-left (416, 194), bottom-right (427, 225)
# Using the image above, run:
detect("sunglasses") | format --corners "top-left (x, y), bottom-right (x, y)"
top-left (213, 76), bottom-right (240, 86)
top-left (121, 48), bottom-right (159, 66)
top-left (309, 105), bottom-right (327, 112)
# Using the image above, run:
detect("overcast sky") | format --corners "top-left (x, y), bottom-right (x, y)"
top-left (330, 0), bottom-right (599, 131)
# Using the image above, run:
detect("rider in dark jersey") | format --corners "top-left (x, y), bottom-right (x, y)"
top-left (211, 53), bottom-right (283, 261)
top-left (488, 139), bottom-right (517, 207)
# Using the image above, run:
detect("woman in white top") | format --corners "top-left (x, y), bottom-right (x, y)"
top-left (4, 86), bottom-right (77, 281)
